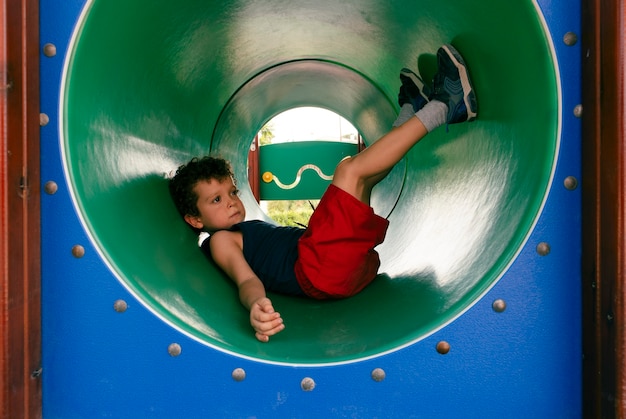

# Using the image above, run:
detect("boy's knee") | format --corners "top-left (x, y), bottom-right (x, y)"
top-left (332, 156), bottom-right (370, 202)
top-left (333, 156), bottom-right (357, 182)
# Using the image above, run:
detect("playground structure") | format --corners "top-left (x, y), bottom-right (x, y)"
top-left (1, 0), bottom-right (625, 417)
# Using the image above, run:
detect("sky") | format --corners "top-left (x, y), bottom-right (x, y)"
top-left (264, 107), bottom-right (358, 143)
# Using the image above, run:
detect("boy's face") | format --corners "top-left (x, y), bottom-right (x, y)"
top-left (184, 177), bottom-right (246, 232)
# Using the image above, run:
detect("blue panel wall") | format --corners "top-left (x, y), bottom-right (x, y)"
top-left (40, 0), bottom-right (581, 417)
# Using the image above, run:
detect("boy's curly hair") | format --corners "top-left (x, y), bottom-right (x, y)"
top-left (168, 156), bottom-right (235, 218)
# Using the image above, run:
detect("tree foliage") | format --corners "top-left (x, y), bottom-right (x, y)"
top-left (259, 122), bottom-right (275, 146)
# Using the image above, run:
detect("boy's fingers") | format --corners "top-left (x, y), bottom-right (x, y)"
top-left (255, 323), bottom-right (285, 342)
top-left (257, 299), bottom-right (275, 313)
top-left (252, 316), bottom-right (283, 333)
top-left (265, 322), bottom-right (285, 335)
top-left (250, 298), bottom-right (284, 341)
top-left (258, 311), bottom-right (281, 322)
top-left (252, 307), bottom-right (281, 323)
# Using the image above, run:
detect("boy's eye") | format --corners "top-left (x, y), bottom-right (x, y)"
top-left (212, 196), bottom-right (221, 203)
top-left (231, 189), bottom-right (240, 196)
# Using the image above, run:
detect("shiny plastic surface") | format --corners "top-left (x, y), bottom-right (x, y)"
top-left (62, 0), bottom-right (557, 364)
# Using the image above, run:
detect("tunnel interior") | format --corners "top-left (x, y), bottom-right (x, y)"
top-left (62, 0), bottom-right (558, 364)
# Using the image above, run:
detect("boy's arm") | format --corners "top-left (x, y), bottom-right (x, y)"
top-left (209, 231), bottom-right (285, 342)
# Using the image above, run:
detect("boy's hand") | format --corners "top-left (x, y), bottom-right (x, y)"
top-left (250, 297), bottom-right (285, 342)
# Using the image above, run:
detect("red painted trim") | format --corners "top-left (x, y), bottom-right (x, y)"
top-left (248, 134), bottom-right (260, 202)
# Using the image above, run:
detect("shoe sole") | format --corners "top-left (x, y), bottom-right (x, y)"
top-left (400, 67), bottom-right (430, 103)
top-left (441, 44), bottom-right (478, 121)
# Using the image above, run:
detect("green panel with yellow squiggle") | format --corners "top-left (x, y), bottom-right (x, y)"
top-left (259, 141), bottom-right (358, 200)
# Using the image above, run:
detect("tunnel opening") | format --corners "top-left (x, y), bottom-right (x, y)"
top-left (61, 0), bottom-right (559, 365)
top-left (249, 107), bottom-right (361, 227)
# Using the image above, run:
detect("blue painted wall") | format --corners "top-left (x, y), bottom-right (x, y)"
top-left (40, 0), bottom-right (582, 417)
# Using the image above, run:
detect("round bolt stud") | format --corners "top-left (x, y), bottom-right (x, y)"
top-left (40, 113), bottom-right (50, 126)
top-left (564, 176), bottom-right (578, 190)
top-left (113, 299), bottom-right (128, 313)
top-left (232, 368), bottom-right (246, 382)
top-left (563, 32), bottom-right (578, 46)
top-left (71, 245), bottom-right (85, 258)
top-left (43, 43), bottom-right (57, 57)
top-left (573, 104), bottom-right (583, 118)
top-left (300, 377), bottom-right (316, 391)
top-left (492, 299), bottom-right (507, 313)
top-left (436, 341), bottom-right (451, 355)
top-left (262, 171), bottom-right (273, 183)
top-left (168, 343), bottom-right (182, 357)
top-left (44, 181), bottom-right (58, 195)
top-left (371, 368), bottom-right (386, 382)
top-left (536, 242), bottom-right (551, 256)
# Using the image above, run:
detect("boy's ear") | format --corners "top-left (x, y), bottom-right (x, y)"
top-left (184, 214), bottom-right (204, 230)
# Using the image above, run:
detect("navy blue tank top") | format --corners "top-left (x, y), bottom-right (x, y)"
top-left (201, 220), bottom-right (306, 297)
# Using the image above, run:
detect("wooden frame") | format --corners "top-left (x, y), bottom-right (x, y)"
top-left (0, 0), bottom-right (42, 418)
top-left (581, 0), bottom-right (626, 416)
top-left (0, 0), bottom-right (624, 417)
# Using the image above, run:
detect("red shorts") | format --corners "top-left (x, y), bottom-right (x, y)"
top-left (295, 184), bottom-right (389, 300)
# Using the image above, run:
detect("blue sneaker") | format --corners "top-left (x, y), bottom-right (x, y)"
top-left (431, 44), bottom-right (478, 124)
top-left (398, 68), bottom-right (430, 112)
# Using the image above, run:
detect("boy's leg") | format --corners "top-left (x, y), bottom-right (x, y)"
top-left (344, 67), bottom-right (431, 196)
top-left (332, 117), bottom-right (429, 204)
top-left (332, 44), bottom-right (477, 204)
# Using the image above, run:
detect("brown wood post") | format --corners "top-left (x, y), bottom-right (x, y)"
top-left (581, 0), bottom-right (626, 416)
top-left (0, 0), bottom-right (42, 418)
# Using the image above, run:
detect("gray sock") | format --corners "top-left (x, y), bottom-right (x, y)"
top-left (415, 100), bottom-right (448, 132)
top-left (392, 104), bottom-right (417, 128)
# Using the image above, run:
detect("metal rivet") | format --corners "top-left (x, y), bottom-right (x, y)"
top-left (492, 299), bottom-right (507, 313)
top-left (31, 367), bottom-right (43, 379)
top-left (40, 113), bottom-right (50, 126)
top-left (43, 43), bottom-right (57, 57)
top-left (564, 176), bottom-right (578, 190)
top-left (44, 181), bottom-right (58, 195)
top-left (371, 368), bottom-right (386, 382)
top-left (436, 341), bottom-right (450, 355)
top-left (573, 104), bottom-right (583, 118)
top-left (113, 299), bottom-right (128, 313)
top-left (300, 377), bottom-right (316, 391)
top-left (536, 242), bottom-right (551, 256)
top-left (71, 245), bottom-right (85, 258)
top-left (168, 343), bottom-right (182, 357)
top-left (563, 32), bottom-right (578, 46)
top-left (232, 368), bottom-right (246, 382)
